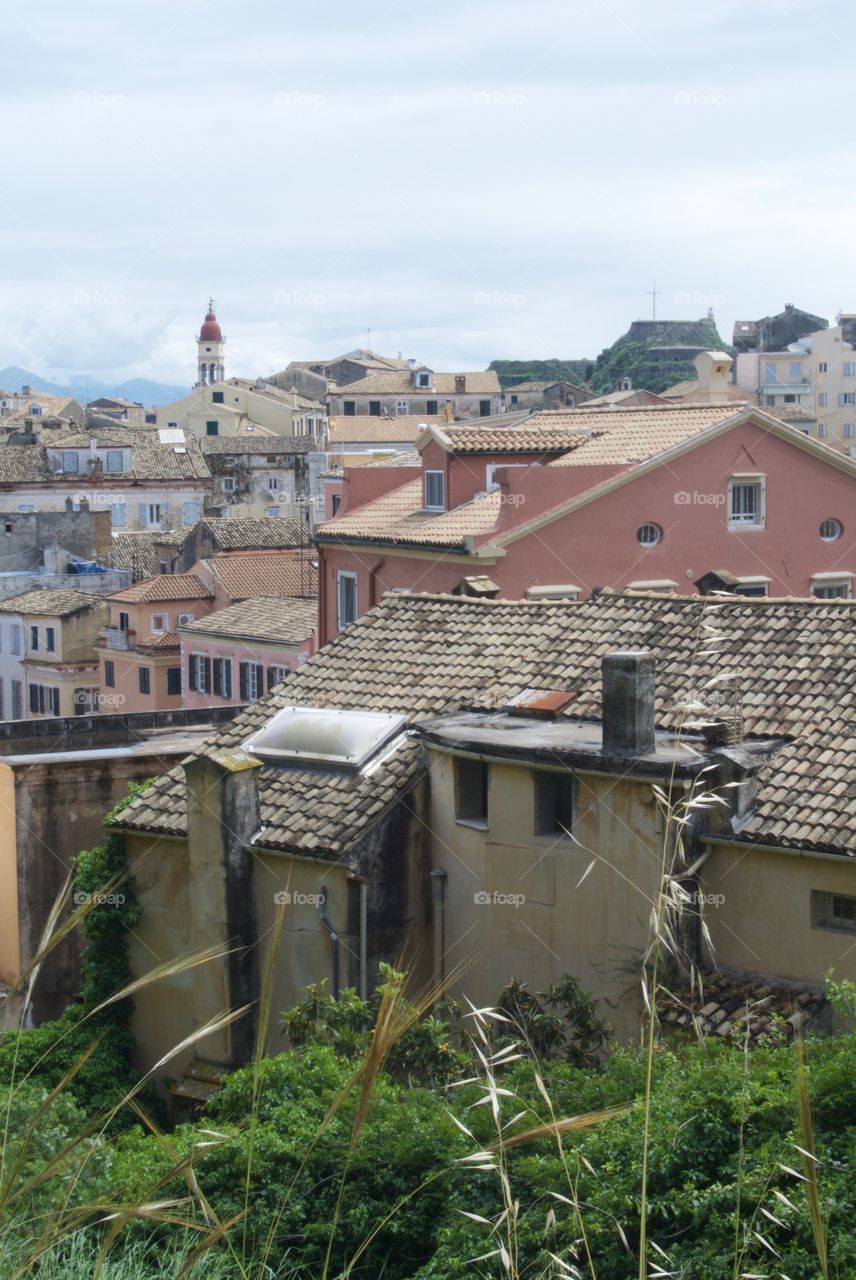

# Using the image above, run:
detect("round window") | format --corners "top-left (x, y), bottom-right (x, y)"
top-left (820, 518), bottom-right (843, 541)
top-left (637, 523), bottom-right (662, 548)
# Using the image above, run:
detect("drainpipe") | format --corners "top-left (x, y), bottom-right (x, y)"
top-left (347, 872), bottom-right (369, 1000)
top-left (430, 869), bottom-right (447, 989)
top-left (318, 885), bottom-right (340, 1000)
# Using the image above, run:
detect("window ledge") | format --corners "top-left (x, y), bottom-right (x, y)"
top-left (454, 818), bottom-right (488, 831)
top-left (728, 522), bottom-right (765, 532)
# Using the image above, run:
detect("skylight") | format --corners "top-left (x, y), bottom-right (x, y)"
top-left (244, 706), bottom-right (406, 770)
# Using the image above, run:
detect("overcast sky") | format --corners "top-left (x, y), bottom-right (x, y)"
top-left (1, 0), bottom-right (853, 388)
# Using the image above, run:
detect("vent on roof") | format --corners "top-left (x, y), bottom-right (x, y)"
top-left (244, 706), bottom-right (406, 770)
top-left (158, 427), bottom-right (185, 444)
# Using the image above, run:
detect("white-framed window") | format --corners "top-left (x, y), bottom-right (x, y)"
top-left (819, 518), bottom-right (843, 541)
top-left (139, 502), bottom-right (163, 527)
top-left (10, 625), bottom-right (21, 656)
top-left (424, 470), bottom-right (446, 511)
top-left (267, 663), bottom-right (290, 689)
top-left (417, 372), bottom-right (431, 388)
top-left (106, 449), bottom-right (124, 473)
top-left (818, 422), bottom-right (829, 438)
top-left (337, 570), bottom-right (358, 629)
top-left (111, 502), bottom-right (127, 528)
top-left (188, 652), bottom-right (210, 693)
top-left (61, 450), bottom-right (79, 473)
top-left (223, 476), bottom-right (236, 492)
top-left (239, 660), bottom-right (263, 703)
top-left (813, 890), bottom-right (856, 932)
top-left (17, 504), bottom-right (35, 513)
top-left (844, 362), bottom-right (856, 377)
top-left (819, 361), bottom-right (828, 373)
top-left (819, 392), bottom-right (828, 407)
top-left (728, 476), bottom-right (765, 529)
top-left (841, 392), bottom-right (856, 406)
top-left (812, 574), bottom-right (853, 599)
top-left (636, 523), bottom-right (662, 547)
top-left (268, 476), bottom-right (279, 491)
top-left (789, 361), bottom-right (801, 377)
top-left (150, 613), bottom-right (168, 634)
top-left (265, 506), bottom-right (281, 517)
top-left (395, 400), bottom-right (408, 415)
top-left (212, 656), bottom-right (232, 699)
top-left (845, 424), bottom-right (855, 439)
top-left (11, 680), bottom-right (22, 720)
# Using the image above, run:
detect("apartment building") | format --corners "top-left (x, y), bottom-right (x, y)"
top-left (0, 589), bottom-right (107, 719)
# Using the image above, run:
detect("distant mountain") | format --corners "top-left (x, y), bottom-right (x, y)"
top-left (489, 358), bottom-right (593, 390)
top-left (0, 366), bottom-right (188, 407)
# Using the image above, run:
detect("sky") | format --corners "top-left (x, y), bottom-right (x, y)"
top-left (1, 0), bottom-right (854, 390)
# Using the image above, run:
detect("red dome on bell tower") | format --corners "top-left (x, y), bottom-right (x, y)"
top-left (199, 299), bottom-right (222, 342)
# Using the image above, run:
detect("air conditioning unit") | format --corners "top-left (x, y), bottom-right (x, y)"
top-left (177, 613), bottom-right (194, 626)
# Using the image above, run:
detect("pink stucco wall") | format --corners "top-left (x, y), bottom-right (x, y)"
top-left (180, 634), bottom-right (314, 710)
top-left (318, 421), bottom-right (856, 642)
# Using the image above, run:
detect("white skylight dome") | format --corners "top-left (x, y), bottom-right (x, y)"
top-left (244, 706), bottom-right (406, 770)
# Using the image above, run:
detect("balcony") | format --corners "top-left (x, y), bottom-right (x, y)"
top-left (104, 627), bottom-right (135, 651)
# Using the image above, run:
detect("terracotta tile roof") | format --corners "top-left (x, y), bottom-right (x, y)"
top-left (0, 428), bottom-right (211, 484)
top-left (660, 379), bottom-right (750, 402)
top-left (180, 595), bottom-right (317, 644)
top-left (195, 517), bottom-right (306, 550)
top-left (201, 435), bottom-right (316, 455)
top-left (334, 371), bottom-right (501, 395)
top-left (370, 450), bottom-right (422, 467)
top-left (328, 415), bottom-right (445, 444)
top-left (318, 478), bottom-right (501, 548)
top-left (659, 972), bottom-right (828, 1045)
top-left (0, 588), bottom-right (103, 617)
top-left (117, 591), bottom-right (856, 859)
top-left (443, 424), bottom-right (591, 453)
top-left (579, 388), bottom-right (670, 407)
top-left (142, 629), bottom-right (181, 651)
top-left (545, 404), bottom-right (747, 466)
top-left (111, 529), bottom-right (189, 580)
top-left (198, 550), bottom-right (317, 601)
top-left (108, 573), bottom-right (213, 604)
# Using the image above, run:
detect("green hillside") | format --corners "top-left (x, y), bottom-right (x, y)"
top-left (488, 358), bottom-right (593, 389)
top-left (590, 316), bottom-right (725, 395)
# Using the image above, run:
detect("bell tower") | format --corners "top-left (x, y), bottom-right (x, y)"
top-left (196, 299), bottom-right (225, 386)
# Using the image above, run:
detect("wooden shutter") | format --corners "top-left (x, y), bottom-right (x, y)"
top-left (239, 662), bottom-right (248, 701)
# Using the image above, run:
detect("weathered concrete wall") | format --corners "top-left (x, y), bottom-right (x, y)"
top-left (0, 507), bottom-right (113, 568)
top-left (0, 570), bottom-right (130, 601)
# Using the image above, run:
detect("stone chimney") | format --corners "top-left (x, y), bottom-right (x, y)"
top-left (183, 748), bottom-right (263, 1066)
top-left (443, 400), bottom-right (454, 424)
top-left (454, 375), bottom-right (466, 394)
top-left (601, 651), bottom-right (656, 756)
top-left (693, 351), bottom-right (733, 404)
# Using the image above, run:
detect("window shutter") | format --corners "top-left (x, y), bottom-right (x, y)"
top-left (212, 659), bottom-right (221, 697)
top-left (188, 657), bottom-right (197, 693)
top-left (267, 666), bottom-right (276, 690)
top-left (239, 662), bottom-right (248, 701)
top-left (138, 502), bottom-right (148, 525)
top-left (51, 688), bottom-right (59, 716)
top-left (203, 657), bottom-right (211, 694)
top-left (223, 660), bottom-right (232, 699)
top-left (28, 683), bottom-right (38, 714)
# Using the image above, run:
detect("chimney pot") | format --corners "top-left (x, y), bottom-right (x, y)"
top-left (601, 651), bottom-right (656, 755)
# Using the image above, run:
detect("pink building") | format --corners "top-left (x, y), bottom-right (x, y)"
top-left (316, 402), bottom-right (856, 643)
top-left (96, 574), bottom-right (214, 712)
top-left (190, 549), bottom-right (318, 609)
top-left (179, 595), bottom-right (318, 709)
